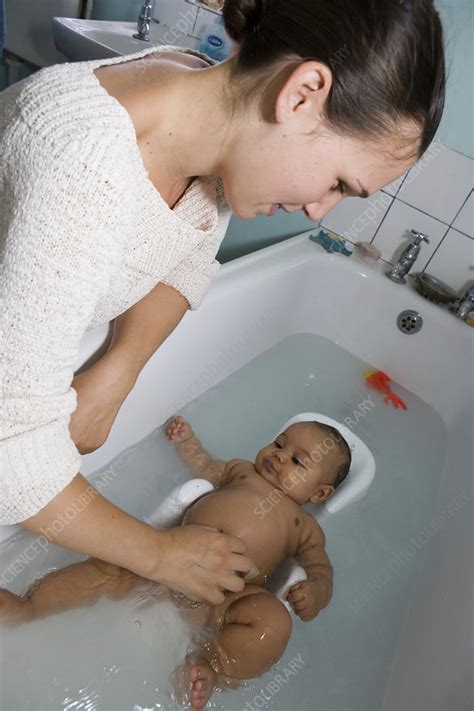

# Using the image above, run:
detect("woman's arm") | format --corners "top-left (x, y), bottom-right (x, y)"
top-left (21, 473), bottom-right (252, 605)
top-left (69, 282), bottom-right (189, 454)
top-left (109, 281), bottom-right (190, 381)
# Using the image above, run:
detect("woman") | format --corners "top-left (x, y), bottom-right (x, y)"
top-left (0, 0), bottom-right (445, 605)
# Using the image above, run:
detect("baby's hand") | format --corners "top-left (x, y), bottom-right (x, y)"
top-left (165, 416), bottom-right (194, 444)
top-left (286, 580), bottom-right (324, 621)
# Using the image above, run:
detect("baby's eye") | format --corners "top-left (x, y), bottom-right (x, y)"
top-left (292, 456), bottom-right (304, 466)
top-left (274, 440), bottom-right (282, 448)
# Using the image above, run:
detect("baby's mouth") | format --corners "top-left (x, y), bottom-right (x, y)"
top-left (263, 458), bottom-right (278, 474)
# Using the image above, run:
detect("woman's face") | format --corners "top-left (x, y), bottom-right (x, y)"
top-left (218, 60), bottom-right (418, 221)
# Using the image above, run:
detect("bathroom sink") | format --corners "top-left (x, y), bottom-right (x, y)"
top-left (52, 17), bottom-right (200, 61)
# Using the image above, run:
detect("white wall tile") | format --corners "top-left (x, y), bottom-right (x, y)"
top-left (453, 190), bottom-right (473, 238)
top-left (381, 172), bottom-right (408, 197)
top-left (194, 6), bottom-right (221, 39)
top-left (397, 143), bottom-right (473, 225)
top-left (372, 199), bottom-right (448, 268)
top-left (425, 229), bottom-right (474, 292)
top-left (153, 0), bottom-right (197, 32)
top-left (321, 191), bottom-right (393, 244)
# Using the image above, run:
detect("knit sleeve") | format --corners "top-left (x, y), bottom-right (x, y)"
top-left (0, 122), bottom-right (135, 525)
top-left (161, 217), bottom-right (230, 311)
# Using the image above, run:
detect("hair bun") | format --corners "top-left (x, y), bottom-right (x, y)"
top-left (223, 0), bottom-right (264, 43)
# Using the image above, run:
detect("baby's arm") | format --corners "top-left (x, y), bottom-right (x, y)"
top-left (165, 416), bottom-right (236, 488)
top-left (0, 558), bottom-right (145, 626)
top-left (288, 514), bottom-right (334, 621)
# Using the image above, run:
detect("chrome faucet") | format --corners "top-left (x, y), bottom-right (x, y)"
top-left (133, 0), bottom-right (155, 42)
top-left (453, 285), bottom-right (474, 321)
top-left (386, 229), bottom-right (430, 284)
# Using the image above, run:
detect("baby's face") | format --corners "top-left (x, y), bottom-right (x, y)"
top-left (255, 423), bottom-right (338, 505)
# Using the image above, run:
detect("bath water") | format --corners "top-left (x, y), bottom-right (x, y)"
top-left (0, 333), bottom-right (447, 710)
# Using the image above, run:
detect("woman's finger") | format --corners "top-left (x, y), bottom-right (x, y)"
top-left (218, 574), bottom-right (246, 594)
top-left (228, 553), bottom-right (254, 574)
top-left (227, 535), bottom-right (248, 555)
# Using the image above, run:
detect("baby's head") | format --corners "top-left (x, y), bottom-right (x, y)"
top-left (255, 420), bottom-right (352, 505)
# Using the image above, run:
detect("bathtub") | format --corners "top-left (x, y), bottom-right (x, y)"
top-left (1, 230), bottom-right (472, 708)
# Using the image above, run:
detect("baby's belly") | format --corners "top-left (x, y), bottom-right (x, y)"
top-left (182, 488), bottom-right (289, 584)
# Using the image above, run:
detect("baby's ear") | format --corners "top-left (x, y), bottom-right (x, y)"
top-left (309, 485), bottom-right (334, 505)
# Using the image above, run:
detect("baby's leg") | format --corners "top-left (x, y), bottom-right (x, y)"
top-left (209, 584), bottom-right (293, 679)
top-left (177, 585), bottom-right (292, 709)
top-left (0, 558), bottom-right (146, 627)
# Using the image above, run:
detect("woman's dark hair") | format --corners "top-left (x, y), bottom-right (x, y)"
top-left (222, 0), bottom-right (446, 159)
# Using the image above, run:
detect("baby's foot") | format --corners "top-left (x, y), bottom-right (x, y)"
top-left (186, 657), bottom-right (216, 710)
top-left (164, 415), bottom-right (193, 444)
top-left (172, 654), bottom-right (216, 710)
top-left (0, 588), bottom-right (33, 627)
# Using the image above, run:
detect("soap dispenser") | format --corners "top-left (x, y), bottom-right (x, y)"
top-left (198, 15), bottom-right (234, 62)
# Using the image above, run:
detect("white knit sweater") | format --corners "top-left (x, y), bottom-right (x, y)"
top-left (0, 44), bottom-right (232, 525)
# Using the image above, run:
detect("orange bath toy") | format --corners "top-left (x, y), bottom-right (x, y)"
top-left (363, 370), bottom-right (408, 411)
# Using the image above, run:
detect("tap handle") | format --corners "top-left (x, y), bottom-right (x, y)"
top-left (410, 229), bottom-right (430, 245)
top-left (462, 285), bottom-right (474, 300)
top-left (140, 0), bottom-right (153, 17)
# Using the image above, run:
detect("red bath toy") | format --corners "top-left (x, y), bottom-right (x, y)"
top-left (363, 370), bottom-right (408, 411)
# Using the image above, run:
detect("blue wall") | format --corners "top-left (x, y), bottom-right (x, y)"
top-left (435, 1), bottom-right (473, 158)
top-left (0, 0), bottom-right (5, 54)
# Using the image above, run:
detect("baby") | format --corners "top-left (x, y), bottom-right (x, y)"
top-left (0, 416), bottom-right (351, 709)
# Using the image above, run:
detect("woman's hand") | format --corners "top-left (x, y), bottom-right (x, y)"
top-left (69, 350), bottom-right (136, 454)
top-left (152, 525), bottom-right (253, 605)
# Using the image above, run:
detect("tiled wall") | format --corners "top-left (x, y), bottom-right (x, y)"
top-left (321, 142), bottom-right (473, 292)
top-left (152, 0), bottom-right (224, 43)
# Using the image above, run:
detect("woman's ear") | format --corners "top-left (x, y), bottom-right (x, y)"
top-left (274, 60), bottom-right (333, 124)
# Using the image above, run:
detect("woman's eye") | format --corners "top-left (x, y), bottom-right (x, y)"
top-left (331, 180), bottom-right (345, 195)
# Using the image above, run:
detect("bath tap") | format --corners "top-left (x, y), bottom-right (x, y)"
top-left (133, 0), bottom-right (156, 42)
top-left (386, 230), bottom-right (430, 284)
top-left (453, 285), bottom-right (474, 321)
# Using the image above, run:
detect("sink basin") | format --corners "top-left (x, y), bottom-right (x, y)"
top-left (52, 17), bottom-right (201, 61)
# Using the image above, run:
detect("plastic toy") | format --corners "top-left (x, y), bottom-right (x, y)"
top-left (309, 229), bottom-right (353, 256)
top-left (364, 370), bottom-right (408, 411)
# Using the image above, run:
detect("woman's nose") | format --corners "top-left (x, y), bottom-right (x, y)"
top-left (303, 203), bottom-right (325, 221)
top-left (304, 192), bottom-right (344, 221)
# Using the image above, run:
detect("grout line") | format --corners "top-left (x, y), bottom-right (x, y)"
top-left (391, 196), bottom-right (452, 228)
top-left (450, 226), bottom-right (474, 241)
top-left (422, 225), bottom-right (451, 273)
top-left (370, 195), bottom-right (396, 245)
top-left (449, 188), bottom-right (473, 236)
top-left (374, 193), bottom-right (473, 246)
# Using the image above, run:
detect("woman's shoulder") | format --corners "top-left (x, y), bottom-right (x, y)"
top-left (1, 60), bottom-right (135, 157)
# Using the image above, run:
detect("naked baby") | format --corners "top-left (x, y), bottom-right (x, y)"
top-left (0, 416), bottom-right (351, 710)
